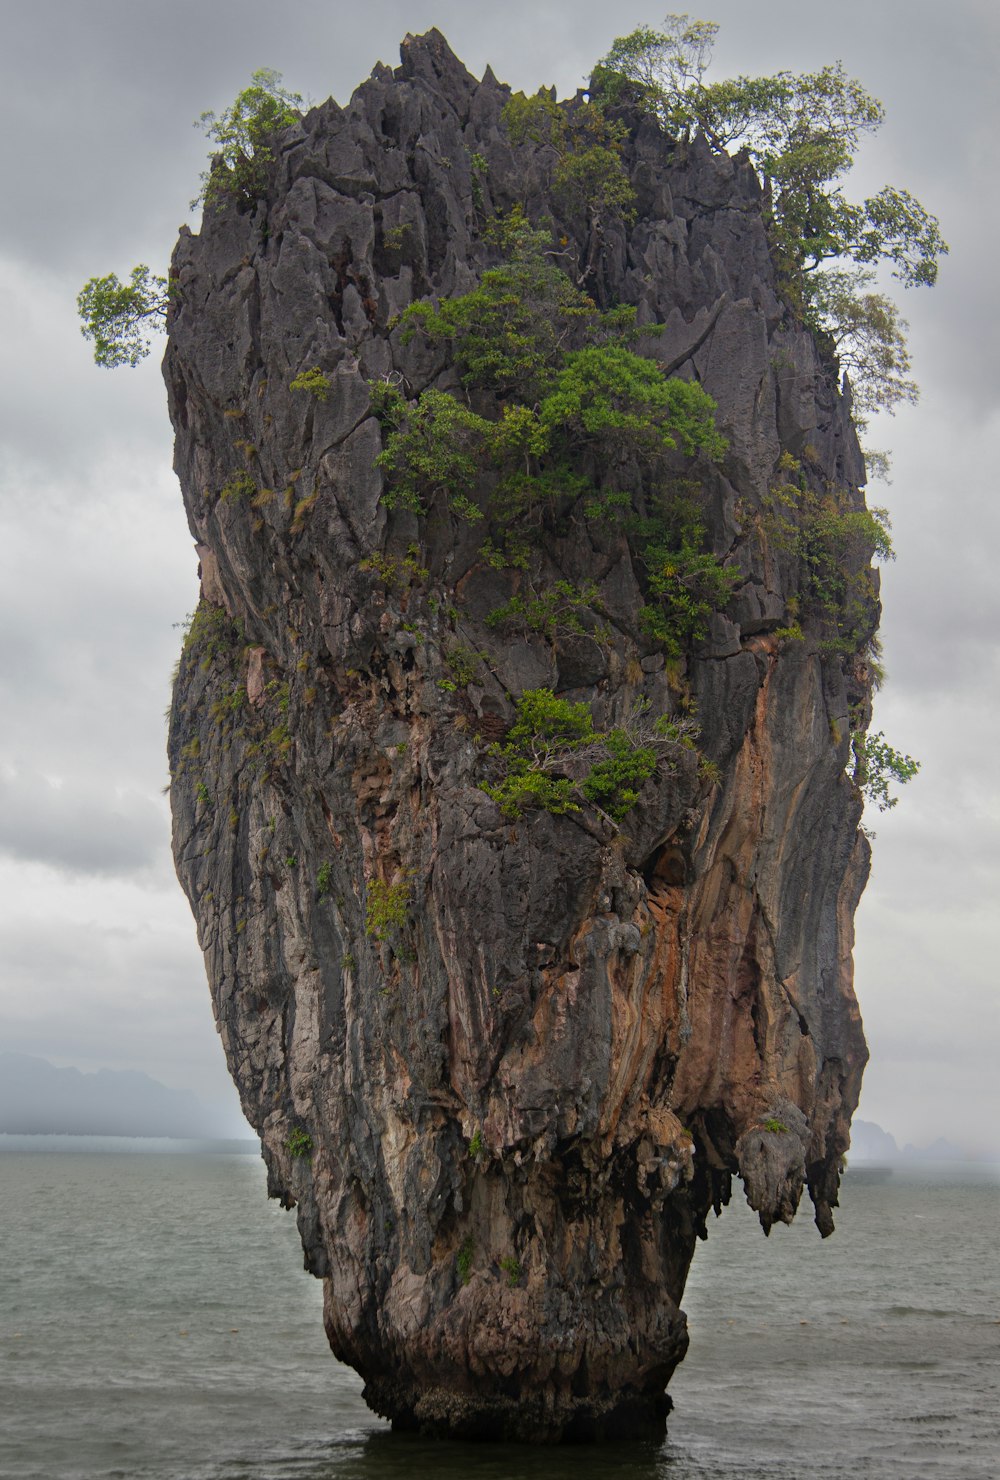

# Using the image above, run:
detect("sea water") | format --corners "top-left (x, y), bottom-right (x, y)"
top-left (0, 1139), bottom-right (996, 1479)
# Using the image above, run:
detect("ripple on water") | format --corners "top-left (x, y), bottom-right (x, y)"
top-left (0, 1149), bottom-right (997, 1479)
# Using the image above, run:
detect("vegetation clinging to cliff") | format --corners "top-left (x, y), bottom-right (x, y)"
top-left (78, 32), bottom-right (945, 427)
top-left (193, 67), bottom-right (303, 210)
top-left (853, 731), bottom-right (920, 812)
top-left (384, 217), bottom-right (725, 495)
top-left (592, 14), bottom-right (947, 420)
top-left (78, 69), bottom-right (302, 367)
top-left (481, 691), bottom-right (698, 822)
top-left (500, 91), bottom-right (637, 234)
top-left (376, 214), bottom-right (733, 676)
top-left (76, 265), bottom-right (169, 369)
top-left (82, 42), bottom-right (921, 817)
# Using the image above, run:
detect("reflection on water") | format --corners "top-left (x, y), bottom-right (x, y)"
top-left (209, 1429), bottom-right (671, 1480)
top-left (354, 1430), bottom-right (666, 1478)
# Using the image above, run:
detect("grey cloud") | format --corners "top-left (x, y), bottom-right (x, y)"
top-left (0, 287), bottom-right (170, 476)
top-left (0, 768), bottom-right (165, 876)
top-left (864, 823), bottom-right (999, 914)
top-left (0, 454), bottom-right (195, 790)
top-left (0, 903), bottom-right (236, 1106)
top-left (877, 597), bottom-right (1000, 701)
top-left (863, 1017), bottom-right (999, 1069)
top-left (867, 410), bottom-right (1000, 701)
top-left (0, 0), bottom-right (995, 1154)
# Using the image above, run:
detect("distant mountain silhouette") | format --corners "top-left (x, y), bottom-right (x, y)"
top-left (0, 1051), bottom-right (224, 1137)
top-left (849, 1118), bottom-right (987, 1164)
top-left (849, 1119), bottom-right (902, 1162)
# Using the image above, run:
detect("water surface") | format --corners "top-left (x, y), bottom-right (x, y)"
top-left (1, 1142), bottom-right (996, 1478)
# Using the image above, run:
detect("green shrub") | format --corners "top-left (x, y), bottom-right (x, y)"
top-left (181, 605), bottom-right (244, 669)
top-left (381, 224), bottom-right (727, 574)
top-left (77, 265), bottom-right (169, 368)
top-left (580, 730), bottom-right (659, 820)
top-left (639, 544), bottom-right (737, 655)
top-left (486, 580), bottom-right (606, 646)
top-left (269, 721), bottom-right (292, 756)
top-left (457, 1235), bottom-right (475, 1285)
top-left (220, 470), bottom-right (256, 502)
top-left (383, 223), bottom-right (411, 252)
top-left (501, 93), bottom-right (635, 226)
top-left (289, 366), bottom-right (331, 401)
top-left (481, 690), bottom-right (692, 824)
top-left (481, 689), bottom-right (593, 821)
top-left (483, 768), bottom-right (580, 818)
top-left (399, 213), bottom-right (607, 400)
top-left (286, 1127), bottom-right (313, 1158)
top-left (210, 685), bottom-right (245, 727)
top-left (365, 879), bottom-right (412, 940)
top-left (499, 1255), bottom-right (522, 1287)
top-left (539, 344), bottom-right (726, 462)
top-left (764, 453), bottom-right (892, 653)
top-left (444, 643), bottom-right (486, 686)
top-left (592, 21), bottom-right (946, 291)
top-left (374, 388), bottom-right (490, 521)
top-left (359, 546), bottom-right (429, 589)
top-left (479, 535), bottom-right (532, 572)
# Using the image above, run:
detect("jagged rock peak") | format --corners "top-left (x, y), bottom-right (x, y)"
top-left (398, 28), bottom-right (477, 95)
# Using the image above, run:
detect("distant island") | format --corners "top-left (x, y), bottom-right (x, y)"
top-left (0, 1051), bottom-right (249, 1139)
top-left (849, 1118), bottom-right (990, 1164)
top-left (2, 1053), bottom-right (982, 1160)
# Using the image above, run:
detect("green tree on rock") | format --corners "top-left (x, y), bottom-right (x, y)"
top-left (78, 70), bottom-right (302, 367)
top-left (592, 15), bottom-right (947, 418)
top-left (378, 221), bottom-right (728, 536)
top-left (193, 66), bottom-right (303, 211)
top-left (77, 265), bottom-right (169, 369)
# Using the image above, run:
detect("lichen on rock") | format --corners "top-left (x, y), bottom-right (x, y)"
top-left (167, 30), bottom-right (873, 1442)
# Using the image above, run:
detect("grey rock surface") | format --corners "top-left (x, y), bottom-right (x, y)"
top-left (167, 31), bottom-right (873, 1441)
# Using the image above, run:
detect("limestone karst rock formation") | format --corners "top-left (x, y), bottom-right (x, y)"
top-left (167, 31), bottom-right (873, 1441)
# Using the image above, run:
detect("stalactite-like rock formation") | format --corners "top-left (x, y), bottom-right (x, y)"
top-left (167, 31), bottom-right (871, 1441)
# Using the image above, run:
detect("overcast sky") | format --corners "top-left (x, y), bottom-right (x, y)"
top-left (0, 0), bottom-right (996, 1151)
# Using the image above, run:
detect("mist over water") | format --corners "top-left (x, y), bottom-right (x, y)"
top-left (0, 1144), bottom-right (996, 1479)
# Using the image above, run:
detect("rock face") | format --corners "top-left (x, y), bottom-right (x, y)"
top-left (167, 32), bottom-right (872, 1442)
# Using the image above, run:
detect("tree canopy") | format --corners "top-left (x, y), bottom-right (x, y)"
top-left (382, 220), bottom-right (727, 524)
top-left (593, 14), bottom-right (947, 419)
top-left (500, 93), bottom-right (636, 234)
top-left (193, 66), bottom-right (303, 210)
top-left (76, 265), bottom-right (169, 369)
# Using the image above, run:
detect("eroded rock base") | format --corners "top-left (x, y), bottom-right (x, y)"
top-left (365, 1379), bottom-right (674, 1444)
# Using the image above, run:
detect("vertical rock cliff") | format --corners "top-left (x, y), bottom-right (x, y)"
top-left (167, 32), bottom-right (872, 1441)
